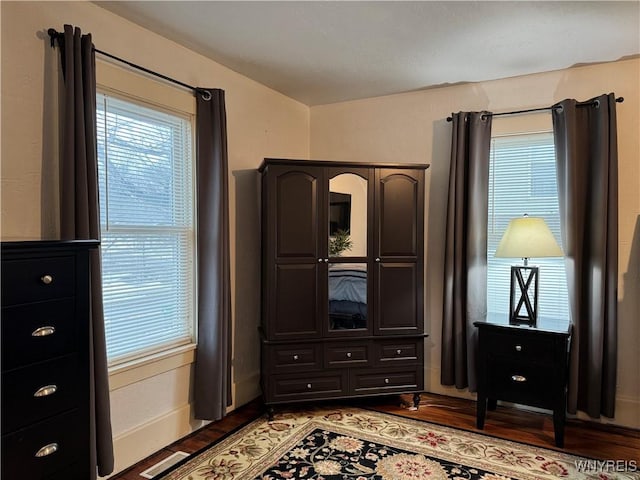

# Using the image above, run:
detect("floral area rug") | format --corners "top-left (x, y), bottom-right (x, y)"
top-left (157, 406), bottom-right (638, 480)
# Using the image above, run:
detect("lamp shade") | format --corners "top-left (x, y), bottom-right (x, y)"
top-left (495, 216), bottom-right (563, 259)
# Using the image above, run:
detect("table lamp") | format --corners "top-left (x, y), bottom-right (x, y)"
top-left (495, 214), bottom-right (563, 326)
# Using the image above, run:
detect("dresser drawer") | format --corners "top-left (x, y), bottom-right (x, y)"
top-left (374, 339), bottom-right (422, 366)
top-left (487, 357), bottom-right (556, 408)
top-left (350, 368), bottom-right (421, 395)
top-left (324, 342), bottom-right (369, 368)
top-left (1, 256), bottom-right (76, 306)
top-left (1, 299), bottom-right (78, 371)
top-left (2, 355), bottom-right (81, 434)
top-left (268, 371), bottom-right (347, 401)
top-left (1, 409), bottom-right (87, 480)
top-left (264, 343), bottom-right (321, 373)
top-left (483, 329), bottom-right (555, 364)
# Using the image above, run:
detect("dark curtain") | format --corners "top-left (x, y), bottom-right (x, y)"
top-left (441, 111), bottom-right (493, 391)
top-left (552, 93), bottom-right (618, 418)
top-left (193, 89), bottom-right (232, 420)
top-left (57, 24), bottom-right (114, 477)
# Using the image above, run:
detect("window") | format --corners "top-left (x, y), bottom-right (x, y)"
top-left (97, 93), bottom-right (195, 365)
top-left (487, 132), bottom-right (569, 327)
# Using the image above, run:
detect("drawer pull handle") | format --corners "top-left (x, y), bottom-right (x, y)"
top-left (346, 352), bottom-right (352, 358)
top-left (293, 354), bottom-right (299, 360)
top-left (396, 349), bottom-right (402, 355)
top-left (511, 375), bottom-right (527, 383)
top-left (306, 383), bottom-right (312, 389)
top-left (32, 326), bottom-right (55, 337)
top-left (35, 443), bottom-right (58, 458)
top-left (515, 345), bottom-right (522, 352)
top-left (34, 385), bottom-right (58, 397)
top-left (384, 378), bottom-right (390, 384)
top-left (40, 274), bottom-right (54, 285)
top-left (375, 258), bottom-right (381, 262)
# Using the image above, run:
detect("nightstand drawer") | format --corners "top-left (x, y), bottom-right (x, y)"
top-left (374, 339), bottom-right (422, 366)
top-left (1, 256), bottom-right (76, 306)
top-left (325, 343), bottom-right (369, 367)
top-left (265, 344), bottom-right (321, 372)
top-left (2, 355), bottom-right (81, 434)
top-left (350, 368), bottom-right (421, 395)
top-left (1, 409), bottom-right (86, 480)
top-left (1, 299), bottom-right (78, 371)
top-left (483, 330), bottom-right (555, 363)
top-left (487, 357), bottom-right (556, 408)
top-left (269, 371), bottom-right (347, 401)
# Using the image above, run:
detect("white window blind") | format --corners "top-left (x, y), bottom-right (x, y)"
top-left (487, 132), bottom-right (569, 327)
top-left (97, 93), bottom-right (195, 365)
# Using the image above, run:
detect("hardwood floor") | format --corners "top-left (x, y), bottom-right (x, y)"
top-left (109, 393), bottom-right (640, 479)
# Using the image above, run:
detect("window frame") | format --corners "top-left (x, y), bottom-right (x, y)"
top-left (96, 60), bottom-right (198, 375)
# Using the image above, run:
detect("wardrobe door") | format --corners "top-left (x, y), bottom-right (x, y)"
top-left (374, 168), bottom-right (424, 335)
top-left (265, 165), bottom-right (326, 340)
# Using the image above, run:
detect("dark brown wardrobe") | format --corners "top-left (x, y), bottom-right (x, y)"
top-left (259, 158), bottom-right (429, 415)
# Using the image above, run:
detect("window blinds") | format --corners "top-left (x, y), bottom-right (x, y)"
top-left (487, 133), bottom-right (569, 327)
top-left (97, 94), bottom-right (195, 364)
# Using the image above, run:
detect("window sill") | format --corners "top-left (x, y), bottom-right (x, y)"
top-left (108, 343), bottom-right (197, 391)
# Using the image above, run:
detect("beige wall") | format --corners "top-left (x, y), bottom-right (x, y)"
top-left (0, 1), bottom-right (309, 476)
top-left (311, 58), bottom-right (640, 429)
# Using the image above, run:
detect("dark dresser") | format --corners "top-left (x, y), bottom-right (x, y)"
top-left (475, 314), bottom-right (572, 447)
top-left (1, 240), bottom-right (98, 479)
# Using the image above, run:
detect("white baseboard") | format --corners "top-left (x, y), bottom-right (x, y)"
top-left (102, 403), bottom-right (208, 479)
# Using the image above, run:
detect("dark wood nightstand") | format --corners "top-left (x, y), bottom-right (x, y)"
top-left (474, 315), bottom-right (572, 447)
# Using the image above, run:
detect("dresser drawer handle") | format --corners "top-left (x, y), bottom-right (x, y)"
top-left (346, 352), bottom-right (352, 358)
top-left (32, 326), bottom-right (55, 337)
top-left (40, 274), bottom-right (54, 285)
top-left (511, 375), bottom-right (527, 383)
top-left (396, 349), bottom-right (402, 355)
top-left (306, 383), bottom-right (312, 389)
top-left (34, 385), bottom-right (58, 397)
top-left (293, 355), bottom-right (299, 360)
top-left (35, 443), bottom-right (58, 458)
top-left (384, 378), bottom-right (390, 384)
top-left (515, 345), bottom-right (522, 352)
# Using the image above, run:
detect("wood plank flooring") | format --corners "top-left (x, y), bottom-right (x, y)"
top-left (110, 393), bottom-right (639, 479)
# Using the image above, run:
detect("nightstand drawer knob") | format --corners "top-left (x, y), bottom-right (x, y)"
top-left (31, 326), bottom-right (55, 337)
top-left (40, 274), bottom-right (54, 285)
top-left (511, 375), bottom-right (527, 383)
top-left (515, 345), bottom-right (522, 352)
top-left (293, 355), bottom-right (299, 360)
top-left (35, 443), bottom-right (58, 458)
top-left (34, 385), bottom-right (58, 397)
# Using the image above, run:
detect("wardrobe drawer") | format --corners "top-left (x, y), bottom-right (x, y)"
top-left (269, 371), bottom-right (347, 401)
top-left (374, 339), bottom-right (422, 366)
top-left (264, 344), bottom-right (321, 372)
top-left (324, 342), bottom-right (369, 368)
top-left (2, 355), bottom-right (81, 434)
top-left (1, 299), bottom-right (78, 371)
top-left (350, 368), bottom-right (421, 395)
top-left (1, 256), bottom-right (76, 306)
top-left (1, 409), bottom-right (87, 480)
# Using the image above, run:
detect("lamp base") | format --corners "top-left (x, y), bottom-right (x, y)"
top-left (509, 265), bottom-right (539, 327)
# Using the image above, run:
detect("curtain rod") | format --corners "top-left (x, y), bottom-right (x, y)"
top-left (47, 28), bottom-right (211, 100)
top-left (446, 97), bottom-right (624, 122)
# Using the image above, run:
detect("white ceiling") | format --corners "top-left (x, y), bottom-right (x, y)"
top-left (95, 1), bottom-right (640, 106)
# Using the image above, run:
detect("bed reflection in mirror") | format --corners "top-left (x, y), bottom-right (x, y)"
top-left (329, 263), bottom-right (367, 330)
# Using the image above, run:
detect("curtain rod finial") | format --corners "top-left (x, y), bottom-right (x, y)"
top-left (616, 97), bottom-right (624, 103)
top-left (47, 28), bottom-right (60, 47)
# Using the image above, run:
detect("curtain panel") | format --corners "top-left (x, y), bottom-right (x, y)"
top-left (441, 111), bottom-right (493, 391)
top-left (193, 89), bottom-right (233, 420)
top-left (57, 24), bottom-right (114, 477)
top-left (552, 93), bottom-right (619, 418)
